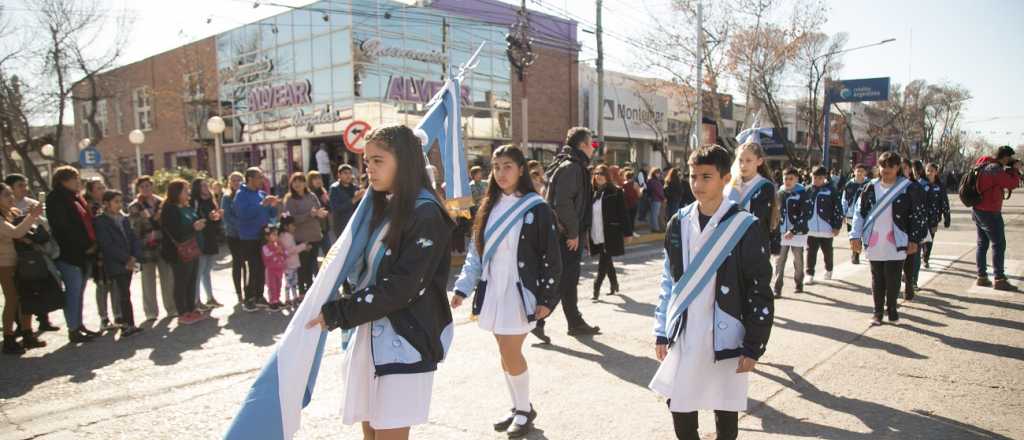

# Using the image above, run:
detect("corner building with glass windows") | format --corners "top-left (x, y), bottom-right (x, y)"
top-left (72, 0), bottom-right (579, 191)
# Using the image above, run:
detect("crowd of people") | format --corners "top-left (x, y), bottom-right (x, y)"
top-left (1, 124), bottom-right (1021, 440)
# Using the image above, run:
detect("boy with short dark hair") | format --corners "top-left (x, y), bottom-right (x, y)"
top-left (805, 166), bottom-right (844, 284)
top-left (651, 144), bottom-right (774, 440)
top-left (94, 190), bottom-right (143, 338)
top-left (842, 164), bottom-right (869, 264)
top-left (773, 167), bottom-right (811, 297)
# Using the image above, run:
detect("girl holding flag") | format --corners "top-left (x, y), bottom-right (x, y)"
top-left (306, 124), bottom-right (455, 440)
top-left (451, 145), bottom-right (562, 438)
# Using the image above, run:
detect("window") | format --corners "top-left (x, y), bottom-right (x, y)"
top-left (113, 98), bottom-right (124, 134)
top-left (96, 99), bottom-right (108, 136)
top-left (184, 72), bottom-right (204, 100)
top-left (133, 87), bottom-right (153, 131)
top-left (80, 100), bottom-right (108, 137)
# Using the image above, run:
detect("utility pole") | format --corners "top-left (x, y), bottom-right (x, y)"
top-left (694, 2), bottom-right (703, 149)
top-left (507, 0), bottom-right (535, 150)
top-left (596, 0), bottom-right (604, 152)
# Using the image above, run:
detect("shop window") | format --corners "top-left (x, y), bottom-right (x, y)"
top-left (312, 33), bottom-right (331, 70)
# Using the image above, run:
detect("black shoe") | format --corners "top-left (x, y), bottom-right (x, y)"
top-left (268, 302), bottom-right (282, 312)
top-left (888, 314), bottom-right (900, 323)
top-left (852, 253), bottom-right (860, 265)
top-left (79, 327), bottom-right (101, 337)
top-left (773, 290), bottom-right (782, 298)
top-left (493, 408), bottom-right (516, 432)
top-left (592, 290), bottom-right (600, 301)
top-left (120, 326), bottom-right (143, 338)
top-left (242, 300), bottom-right (259, 313)
top-left (255, 297), bottom-right (271, 310)
top-left (977, 277), bottom-right (993, 287)
top-left (507, 406), bottom-right (537, 438)
top-left (3, 335), bottom-right (25, 355)
top-left (567, 323), bottom-right (601, 336)
top-left (19, 331), bottom-right (46, 349)
top-left (530, 327), bottom-right (551, 344)
top-left (69, 330), bottom-right (94, 343)
top-left (994, 278), bottom-right (1019, 291)
top-left (37, 318), bottom-right (59, 333)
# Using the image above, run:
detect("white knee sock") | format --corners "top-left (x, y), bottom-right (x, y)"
top-left (508, 370), bottom-right (531, 424)
top-left (504, 372), bottom-right (515, 409)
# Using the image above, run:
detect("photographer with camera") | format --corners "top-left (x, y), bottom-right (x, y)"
top-left (972, 145), bottom-right (1022, 291)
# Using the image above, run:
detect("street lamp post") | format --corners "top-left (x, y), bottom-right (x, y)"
top-left (129, 129), bottom-right (145, 177)
top-left (814, 38), bottom-right (896, 168)
top-left (207, 116), bottom-right (226, 180)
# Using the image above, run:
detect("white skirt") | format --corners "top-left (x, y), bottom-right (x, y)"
top-left (340, 323), bottom-right (435, 430)
top-left (478, 280), bottom-right (536, 335)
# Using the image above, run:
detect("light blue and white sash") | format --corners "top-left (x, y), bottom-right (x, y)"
top-left (859, 177), bottom-right (910, 242)
top-left (665, 204), bottom-right (756, 341)
top-left (225, 189), bottom-right (441, 440)
top-left (481, 193), bottom-right (545, 267)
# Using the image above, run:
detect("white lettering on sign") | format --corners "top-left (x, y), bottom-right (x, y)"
top-left (615, 102), bottom-right (664, 125)
top-left (247, 80), bottom-right (311, 112)
top-left (292, 105), bottom-right (352, 132)
top-left (358, 38), bottom-right (448, 65)
top-left (220, 59), bottom-right (274, 83)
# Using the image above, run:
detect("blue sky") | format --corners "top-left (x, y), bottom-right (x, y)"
top-left (7, 0), bottom-right (1022, 145)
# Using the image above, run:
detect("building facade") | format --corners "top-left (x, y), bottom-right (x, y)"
top-left (73, 0), bottom-right (579, 191)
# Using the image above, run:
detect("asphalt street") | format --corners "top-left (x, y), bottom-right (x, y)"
top-left (1, 198), bottom-right (1022, 440)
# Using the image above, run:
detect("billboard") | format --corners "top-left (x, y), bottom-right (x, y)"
top-left (828, 77), bottom-right (890, 103)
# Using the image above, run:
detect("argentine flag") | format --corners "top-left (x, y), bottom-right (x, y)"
top-left (224, 51), bottom-right (479, 439)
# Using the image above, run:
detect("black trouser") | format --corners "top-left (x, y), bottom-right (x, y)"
top-left (805, 236), bottom-right (834, 276)
top-left (870, 260), bottom-right (904, 320)
top-left (922, 228), bottom-right (937, 264)
top-left (109, 273), bottom-right (135, 327)
top-left (227, 236), bottom-right (246, 298)
top-left (594, 251), bottom-right (619, 295)
top-left (626, 206), bottom-right (637, 237)
top-left (298, 247), bottom-right (319, 293)
top-left (171, 260), bottom-right (199, 315)
top-left (903, 251), bottom-right (921, 300)
top-left (538, 236), bottom-right (584, 330)
top-left (671, 410), bottom-right (738, 440)
top-left (239, 239), bottom-right (265, 303)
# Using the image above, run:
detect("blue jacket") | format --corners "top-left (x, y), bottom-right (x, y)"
top-left (777, 185), bottom-right (811, 236)
top-left (806, 184), bottom-right (844, 236)
top-left (328, 182), bottom-right (357, 237)
top-left (94, 213), bottom-right (142, 277)
top-left (842, 180), bottom-right (867, 219)
top-left (233, 184), bottom-right (274, 240)
top-left (221, 193), bottom-right (238, 238)
top-left (850, 177), bottom-right (928, 254)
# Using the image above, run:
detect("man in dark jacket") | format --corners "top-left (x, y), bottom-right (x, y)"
top-left (533, 127), bottom-right (600, 343)
top-left (973, 146), bottom-right (1023, 290)
top-left (328, 164), bottom-right (357, 239)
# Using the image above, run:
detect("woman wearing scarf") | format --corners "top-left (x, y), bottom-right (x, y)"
top-left (45, 166), bottom-right (101, 343)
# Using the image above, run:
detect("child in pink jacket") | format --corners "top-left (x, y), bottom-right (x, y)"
top-left (261, 226), bottom-right (287, 311)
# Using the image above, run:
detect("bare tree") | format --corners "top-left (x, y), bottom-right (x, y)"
top-left (795, 32), bottom-right (847, 159)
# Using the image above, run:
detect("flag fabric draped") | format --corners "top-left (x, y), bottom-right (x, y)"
top-left (224, 43), bottom-right (485, 440)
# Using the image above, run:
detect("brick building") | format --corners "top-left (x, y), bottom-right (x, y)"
top-left (72, 0), bottom-right (579, 191)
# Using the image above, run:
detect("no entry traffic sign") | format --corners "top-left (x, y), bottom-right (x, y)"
top-left (343, 120), bottom-right (371, 154)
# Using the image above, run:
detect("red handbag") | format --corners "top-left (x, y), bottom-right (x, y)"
top-left (164, 227), bottom-right (200, 263)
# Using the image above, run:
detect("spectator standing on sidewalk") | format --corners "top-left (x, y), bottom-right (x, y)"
top-left (328, 164), bottom-right (357, 240)
top-left (664, 168), bottom-right (685, 222)
top-left (128, 176), bottom-right (175, 321)
top-left (94, 190), bottom-right (143, 339)
top-left (646, 168), bottom-right (666, 232)
top-left (221, 172), bottom-right (245, 303)
top-left (622, 170), bottom-right (641, 238)
top-left (235, 167), bottom-right (280, 312)
top-left (971, 145), bottom-right (1022, 291)
top-left (190, 178), bottom-right (223, 310)
top-left (46, 166), bottom-right (101, 343)
top-left (4, 173), bottom-right (59, 332)
top-left (162, 179), bottom-right (208, 326)
top-left (533, 127), bottom-right (601, 343)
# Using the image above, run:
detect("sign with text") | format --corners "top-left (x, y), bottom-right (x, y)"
top-left (79, 146), bottom-right (102, 168)
top-left (385, 76), bottom-right (471, 106)
top-left (828, 77), bottom-right (890, 103)
top-left (247, 80), bottom-right (311, 112)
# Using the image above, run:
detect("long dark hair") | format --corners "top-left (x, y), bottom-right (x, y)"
top-left (366, 124), bottom-right (437, 250)
top-left (166, 179), bottom-right (189, 207)
top-left (911, 160), bottom-right (927, 181)
top-left (472, 145), bottom-right (535, 256)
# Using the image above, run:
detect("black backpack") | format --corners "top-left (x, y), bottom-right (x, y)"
top-left (958, 165), bottom-right (985, 207)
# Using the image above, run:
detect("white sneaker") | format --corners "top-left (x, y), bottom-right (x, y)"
top-left (807, 275), bottom-right (815, 285)
top-left (824, 271), bottom-right (832, 281)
